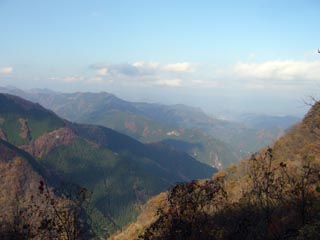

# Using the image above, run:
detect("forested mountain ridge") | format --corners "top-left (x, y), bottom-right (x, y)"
top-left (0, 87), bottom-right (299, 168)
top-left (0, 89), bottom-right (239, 168)
top-left (111, 100), bottom-right (320, 240)
top-left (0, 93), bottom-right (216, 237)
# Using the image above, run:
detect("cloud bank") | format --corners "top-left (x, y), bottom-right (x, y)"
top-left (235, 60), bottom-right (320, 81)
top-left (54, 59), bottom-right (320, 92)
top-left (86, 61), bottom-right (196, 87)
top-left (91, 61), bottom-right (195, 77)
top-left (232, 60), bottom-right (320, 89)
top-left (0, 67), bottom-right (13, 74)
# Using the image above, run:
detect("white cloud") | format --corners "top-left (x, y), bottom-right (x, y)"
top-left (234, 60), bottom-right (320, 81)
top-left (0, 67), bottom-right (13, 74)
top-left (231, 60), bottom-right (320, 90)
top-left (63, 75), bottom-right (85, 82)
top-left (190, 79), bottom-right (220, 88)
top-left (155, 78), bottom-right (182, 87)
top-left (245, 83), bottom-right (266, 89)
top-left (48, 60), bottom-right (320, 91)
top-left (87, 77), bottom-right (108, 83)
top-left (163, 62), bottom-right (194, 73)
top-left (91, 61), bottom-right (195, 78)
top-left (132, 61), bottom-right (160, 69)
top-left (87, 61), bottom-right (197, 88)
top-left (96, 68), bottom-right (108, 76)
top-left (191, 80), bottom-right (206, 84)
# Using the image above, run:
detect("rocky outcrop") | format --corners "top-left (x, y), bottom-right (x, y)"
top-left (0, 129), bottom-right (7, 141)
top-left (20, 127), bottom-right (76, 158)
top-left (18, 118), bottom-right (32, 141)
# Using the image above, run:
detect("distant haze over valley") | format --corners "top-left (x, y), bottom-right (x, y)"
top-left (0, 1), bottom-right (318, 118)
top-left (109, 87), bottom-right (309, 118)
top-left (1, 85), bottom-right (306, 119)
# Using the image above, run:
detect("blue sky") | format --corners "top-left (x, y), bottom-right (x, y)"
top-left (0, 0), bottom-right (320, 116)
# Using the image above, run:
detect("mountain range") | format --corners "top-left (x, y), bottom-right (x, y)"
top-left (111, 99), bottom-right (320, 240)
top-left (0, 87), bottom-right (300, 168)
top-left (0, 87), bottom-right (309, 240)
top-left (0, 92), bottom-right (215, 237)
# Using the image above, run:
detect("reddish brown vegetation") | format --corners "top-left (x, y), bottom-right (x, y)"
top-left (20, 127), bottom-right (76, 158)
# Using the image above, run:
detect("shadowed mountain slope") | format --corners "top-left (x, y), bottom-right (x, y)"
top-left (0, 88), bottom-right (286, 168)
top-left (0, 93), bottom-right (215, 237)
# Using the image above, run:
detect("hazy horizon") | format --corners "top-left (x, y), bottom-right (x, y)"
top-left (1, 0), bottom-right (319, 116)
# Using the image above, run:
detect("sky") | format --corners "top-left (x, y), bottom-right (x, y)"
top-left (0, 0), bottom-right (320, 116)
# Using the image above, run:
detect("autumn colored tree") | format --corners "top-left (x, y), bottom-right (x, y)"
top-left (0, 180), bottom-right (94, 240)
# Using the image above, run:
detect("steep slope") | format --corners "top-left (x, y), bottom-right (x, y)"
top-left (44, 91), bottom-right (238, 167)
top-left (0, 88), bottom-right (299, 163)
top-left (127, 101), bottom-right (292, 158)
top-left (238, 113), bottom-right (300, 129)
top-left (0, 139), bottom-right (93, 239)
top-left (81, 110), bottom-right (238, 168)
top-left (0, 93), bottom-right (215, 237)
top-left (112, 101), bottom-right (320, 240)
top-left (0, 93), bottom-right (65, 145)
top-left (0, 89), bottom-right (282, 168)
top-left (0, 138), bottom-right (48, 238)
